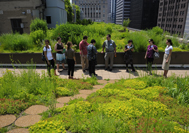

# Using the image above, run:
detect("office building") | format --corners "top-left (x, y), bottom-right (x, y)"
top-left (115, 0), bottom-right (131, 25)
top-left (0, 0), bottom-right (67, 34)
top-left (184, 3), bottom-right (189, 39)
top-left (129, 0), bottom-right (159, 29)
top-left (157, 0), bottom-right (189, 37)
top-left (111, 0), bottom-right (117, 23)
top-left (72, 0), bottom-right (111, 23)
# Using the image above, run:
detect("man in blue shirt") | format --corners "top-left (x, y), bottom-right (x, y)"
top-left (87, 39), bottom-right (97, 76)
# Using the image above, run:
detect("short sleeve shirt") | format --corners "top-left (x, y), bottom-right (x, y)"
top-left (147, 45), bottom-right (157, 58)
top-left (87, 44), bottom-right (97, 61)
top-left (102, 40), bottom-right (116, 52)
top-left (165, 45), bottom-right (173, 55)
top-left (79, 40), bottom-right (89, 55)
top-left (43, 45), bottom-right (53, 60)
top-left (66, 48), bottom-right (75, 59)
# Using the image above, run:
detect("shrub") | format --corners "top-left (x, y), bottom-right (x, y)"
top-left (30, 18), bottom-right (48, 33)
top-left (151, 26), bottom-right (163, 35)
top-left (30, 30), bottom-right (45, 47)
top-left (0, 33), bottom-right (33, 51)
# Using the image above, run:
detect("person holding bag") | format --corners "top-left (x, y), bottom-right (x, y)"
top-left (43, 40), bottom-right (58, 77)
top-left (144, 39), bottom-right (158, 75)
top-left (124, 40), bottom-right (135, 72)
top-left (55, 37), bottom-right (67, 73)
top-left (162, 39), bottom-right (173, 78)
top-left (87, 39), bottom-right (97, 77)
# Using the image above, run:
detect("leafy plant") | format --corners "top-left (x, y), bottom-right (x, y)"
top-left (30, 18), bottom-right (48, 33)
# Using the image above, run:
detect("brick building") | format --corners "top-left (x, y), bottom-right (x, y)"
top-left (0, 0), bottom-right (67, 34)
top-left (157, 0), bottom-right (189, 37)
top-left (72, 0), bottom-right (111, 23)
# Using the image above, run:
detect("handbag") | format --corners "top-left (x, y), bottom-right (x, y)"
top-left (154, 52), bottom-right (160, 59)
top-left (42, 46), bottom-right (47, 61)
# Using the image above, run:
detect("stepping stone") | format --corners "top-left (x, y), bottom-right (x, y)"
top-left (93, 85), bottom-right (105, 90)
top-left (24, 105), bottom-right (48, 115)
top-left (56, 103), bottom-right (64, 108)
top-left (73, 94), bottom-right (88, 99)
top-left (98, 80), bottom-right (108, 85)
top-left (57, 96), bottom-right (75, 104)
top-left (107, 80), bottom-right (118, 84)
top-left (79, 90), bottom-right (94, 95)
top-left (0, 115), bottom-right (16, 128)
top-left (15, 115), bottom-right (41, 127)
top-left (7, 128), bottom-right (29, 133)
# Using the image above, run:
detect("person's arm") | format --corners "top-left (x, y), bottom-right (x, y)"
top-left (101, 42), bottom-right (105, 53)
top-left (54, 44), bottom-right (62, 52)
top-left (166, 49), bottom-right (172, 63)
top-left (152, 46), bottom-right (158, 52)
top-left (51, 51), bottom-right (55, 61)
top-left (114, 42), bottom-right (117, 56)
top-left (44, 48), bottom-right (50, 65)
top-left (145, 51), bottom-right (147, 59)
top-left (79, 43), bottom-right (84, 56)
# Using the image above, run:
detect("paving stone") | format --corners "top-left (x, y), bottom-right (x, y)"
top-left (15, 115), bottom-right (41, 127)
top-left (56, 103), bottom-right (64, 108)
top-left (0, 115), bottom-right (16, 128)
top-left (24, 105), bottom-right (48, 115)
top-left (98, 80), bottom-right (108, 85)
top-left (79, 90), bottom-right (94, 95)
top-left (7, 128), bottom-right (29, 133)
top-left (93, 85), bottom-right (105, 90)
top-left (57, 96), bottom-right (75, 104)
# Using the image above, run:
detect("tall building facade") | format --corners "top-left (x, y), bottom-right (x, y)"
top-left (129, 0), bottom-right (159, 29)
top-left (111, 0), bottom-right (117, 23)
top-left (115, 0), bottom-right (131, 25)
top-left (72, 0), bottom-right (111, 23)
top-left (157, 0), bottom-right (189, 37)
top-left (184, 3), bottom-right (189, 39)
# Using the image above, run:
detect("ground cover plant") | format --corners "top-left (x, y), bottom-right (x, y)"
top-left (28, 76), bottom-right (189, 133)
top-left (0, 19), bottom-right (189, 53)
top-left (0, 68), bottom-right (98, 115)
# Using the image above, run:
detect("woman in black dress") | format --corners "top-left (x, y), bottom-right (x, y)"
top-left (124, 40), bottom-right (135, 72)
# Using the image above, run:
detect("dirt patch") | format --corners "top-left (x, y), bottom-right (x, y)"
top-left (7, 128), bottom-right (29, 133)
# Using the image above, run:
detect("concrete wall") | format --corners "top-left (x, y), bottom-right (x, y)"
top-left (1, 52), bottom-right (189, 65)
top-left (0, 0), bottom-right (42, 34)
top-left (45, 0), bottom-right (67, 28)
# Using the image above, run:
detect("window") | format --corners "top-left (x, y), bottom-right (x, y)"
top-left (46, 16), bottom-right (51, 24)
top-left (103, 14), bottom-right (105, 17)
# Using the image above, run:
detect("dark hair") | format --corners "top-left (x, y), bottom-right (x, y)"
top-left (91, 39), bottom-right (96, 44)
top-left (45, 40), bottom-right (50, 43)
top-left (167, 39), bottom-right (173, 45)
top-left (57, 37), bottom-right (61, 41)
top-left (107, 34), bottom-right (111, 38)
top-left (149, 39), bottom-right (155, 44)
top-left (128, 40), bottom-right (133, 43)
top-left (83, 36), bottom-right (88, 40)
top-left (67, 41), bottom-right (72, 50)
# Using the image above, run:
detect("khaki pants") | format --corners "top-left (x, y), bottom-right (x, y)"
top-left (105, 52), bottom-right (114, 69)
top-left (80, 55), bottom-right (89, 70)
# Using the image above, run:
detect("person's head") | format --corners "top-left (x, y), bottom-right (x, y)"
top-left (57, 37), bottom-right (61, 42)
top-left (67, 41), bottom-right (73, 50)
top-left (149, 39), bottom-right (154, 45)
top-left (83, 36), bottom-right (88, 42)
top-left (106, 34), bottom-right (111, 41)
top-left (45, 40), bottom-right (50, 45)
top-left (128, 40), bottom-right (133, 45)
top-left (91, 39), bottom-right (96, 45)
top-left (166, 39), bottom-right (173, 46)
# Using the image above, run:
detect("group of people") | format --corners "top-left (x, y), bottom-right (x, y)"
top-left (43, 34), bottom-right (173, 78)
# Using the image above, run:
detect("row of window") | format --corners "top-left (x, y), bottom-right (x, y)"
top-left (159, 10), bottom-right (185, 16)
top-left (79, 5), bottom-right (106, 8)
top-left (158, 24), bottom-right (183, 29)
top-left (84, 13), bottom-right (105, 18)
top-left (74, 0), bottom-right (106, 4)
top-left (158, 17), bottom-right (184, 22)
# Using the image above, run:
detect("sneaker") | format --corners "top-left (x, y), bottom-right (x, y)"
top-left (109, 69), bottom-right (112, 72)
top-left (105, 68), bottom-right (108, 71)
top-left (83, 70), bottom-right (86, 73)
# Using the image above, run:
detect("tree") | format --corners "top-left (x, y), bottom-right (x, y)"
top-left (65, 0), bottom-right (73, 23)
top-left (123, 18), bottom-right (131, 31)
top-left (72, 4), bottom-right (80, 21)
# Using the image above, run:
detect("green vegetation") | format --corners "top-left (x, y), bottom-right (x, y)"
top-left (0, 19), bottom-right (189, 53)
top-left (30, 76), bottom-right (189, 133)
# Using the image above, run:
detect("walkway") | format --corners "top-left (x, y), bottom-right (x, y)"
top-left (0, 68), bottom-right (189, 79)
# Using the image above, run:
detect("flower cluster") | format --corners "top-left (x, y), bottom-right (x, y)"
top-left (123, 79), bottom-right (147, 90)
top-left (55, 87), bottom-right (74, 97)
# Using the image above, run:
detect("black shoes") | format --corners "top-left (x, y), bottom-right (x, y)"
top-left (83, 70), bottom-right (86, 73)
top-left (126, 69), bottom-right (129, 72)
top-left (109, 69), bottom-right (112, 72)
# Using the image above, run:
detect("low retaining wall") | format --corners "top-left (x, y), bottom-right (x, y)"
top-left (0, 52), bottom-right (189, 65)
